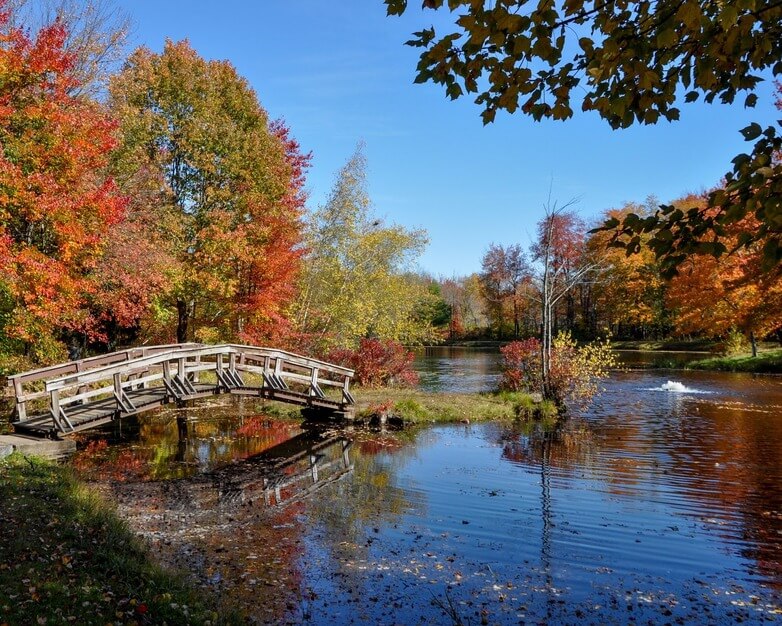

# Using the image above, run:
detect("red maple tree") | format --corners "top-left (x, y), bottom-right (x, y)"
top-left (0, 9), bottom-right (126, 360)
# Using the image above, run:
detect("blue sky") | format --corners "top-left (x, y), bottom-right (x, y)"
top-left (116, 0), bottom-right (778, 277)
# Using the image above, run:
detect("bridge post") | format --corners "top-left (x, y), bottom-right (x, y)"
top-left (12, 379), bottom-right (27, 422)
top-left (50, 388), bottom-right (64, 432)
top-left (192, 355), bottom-right (201, 383)
top-left (76, 361), bottom-right (87, 397)
top-left (162, 360), bottom-right (172, 399)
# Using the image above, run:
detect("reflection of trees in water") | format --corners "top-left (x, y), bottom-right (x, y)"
top-left (655, 401), bottom-right (782, 587)
top-left (496, 395), bottom-right (782, 590)
top-left (497, 419), bottom-right (587, 619)
top-left (592, 393), bottom-right (782, 588)
top-left (497, 418), bottom-right (596, 474)
top-left (72, 409), bottom-right (301, 481)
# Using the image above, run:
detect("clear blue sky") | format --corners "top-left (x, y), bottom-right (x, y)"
top-left (116, 0), bottom-right (777, 277)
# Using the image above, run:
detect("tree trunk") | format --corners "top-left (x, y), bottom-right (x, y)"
top-left (750, 331), bottom-right (757, 358)
top-left (177, 299), bottom-right (190, 343)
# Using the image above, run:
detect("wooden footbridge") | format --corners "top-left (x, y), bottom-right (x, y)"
top-left (7, 344), bottom-right (356, 438)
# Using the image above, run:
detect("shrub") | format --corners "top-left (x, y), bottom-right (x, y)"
top-left (548, 332), bottom-right (617, 406)
top-left (500, 332), bottom-right (616, 408)
top-left (327, 338), bottom-right (419, 388)
top-left (499, 338), bottom-right (542, 392)
top-left (722, 328), bottom-right (750, 356)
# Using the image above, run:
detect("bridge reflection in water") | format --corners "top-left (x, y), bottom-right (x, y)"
top-left (211, 430), bottom-right (353, 509)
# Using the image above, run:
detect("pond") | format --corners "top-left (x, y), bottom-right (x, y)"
top-left (74, 355), bottom-right (782, 624)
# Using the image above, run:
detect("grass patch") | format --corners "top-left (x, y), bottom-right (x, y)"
top-left (610, 338), bottom-right (717, 352)
top-left (0, 454), bottom-right (241, 625)
top-left (686, 348), bottom-right (782, 373)
top-left (356, 388), bottom-right (555, 424)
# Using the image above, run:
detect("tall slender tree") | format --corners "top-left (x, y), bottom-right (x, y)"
top-left (293, 146), bottom-right (432, 350)
top-left (531, 203), bottom-right (602, 401)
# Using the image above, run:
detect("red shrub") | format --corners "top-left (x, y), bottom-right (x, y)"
top-left (328, 338), bottom-right (419, 388)
top-left (500, 338), bottom-right (542, 392)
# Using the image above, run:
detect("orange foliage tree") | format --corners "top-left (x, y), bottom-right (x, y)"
top-left (667, 209), bottom-right (782, 349)
top-left (109, 40), bottom-right (308, 345)
top-left (0, 10), bottom-right (126, 361)
top-left (587, 199), bottom-right (669, 338)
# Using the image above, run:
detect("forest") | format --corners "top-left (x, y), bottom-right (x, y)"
top-left (1, 1), bottom-right (781, 379)
top-left (443, 188), bottom-right (782, 352)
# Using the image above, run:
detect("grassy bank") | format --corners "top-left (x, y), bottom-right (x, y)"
top-left (0, 454), bottom-right (240, 626)
top-left (263, 388), bottom-right (557, 423)
top-left (355, 388), bottom-right (557, 423)
top-left (686, 348), bottom-right (782, 373)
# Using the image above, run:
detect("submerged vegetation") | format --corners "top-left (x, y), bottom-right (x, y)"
top-left (0, 454), bottom-right (239, 625)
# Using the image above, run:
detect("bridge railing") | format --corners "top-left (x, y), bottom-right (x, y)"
top-left (15, 344), bottom-right (355, 433)
top-left (6, 343), bottom-right (202, 422)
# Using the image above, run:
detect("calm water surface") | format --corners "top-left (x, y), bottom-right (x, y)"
top-left (413, 345), bottom-right (708, 393)
top-left (76, 356), bottom-right (782, 624)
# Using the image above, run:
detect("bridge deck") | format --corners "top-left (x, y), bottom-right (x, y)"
top-left (8, 344), bottom-right (356, 438)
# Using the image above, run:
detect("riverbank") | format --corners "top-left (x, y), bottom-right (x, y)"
top-left (357, 388), bottom-right (557, 422)
top-left (0, 454), bottom-right (240, 626)
top-left (686, 348), bottom-right (782, 374)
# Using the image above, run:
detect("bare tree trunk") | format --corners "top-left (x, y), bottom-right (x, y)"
top-left (540, 217), bottom-right (553, 401)
top-left (176, 299), bottom-right (191, 343)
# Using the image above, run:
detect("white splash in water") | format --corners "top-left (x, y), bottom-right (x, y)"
top-left (648, 380), bottom-right (710, 394)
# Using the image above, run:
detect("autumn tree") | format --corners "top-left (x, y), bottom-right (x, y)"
top-left (84, 169), bottom-right (179, 349)
top-left (587, 198), bottom-right (670, 338)
top-left (386, 1), bottom-right (782, 274)
top-left (109, 40), bottom-right (308, 344)
top-left (439, 273), bottom-right (488, 337)
top-left (4, 0), bottom-right (131, 96)
top-left (479, 243), bottom-right (530, 338)
top-left (293, 146), bottom-right (434, 350)
top-left (0, 11), bottom-right (126, 362)
top-left (665, 196), bottom-right (782, 353)
top-left (530, 203), bottom-right (603, 400)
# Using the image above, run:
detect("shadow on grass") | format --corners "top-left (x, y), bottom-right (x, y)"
top-left (0, 454), bottom-right (243, 625)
